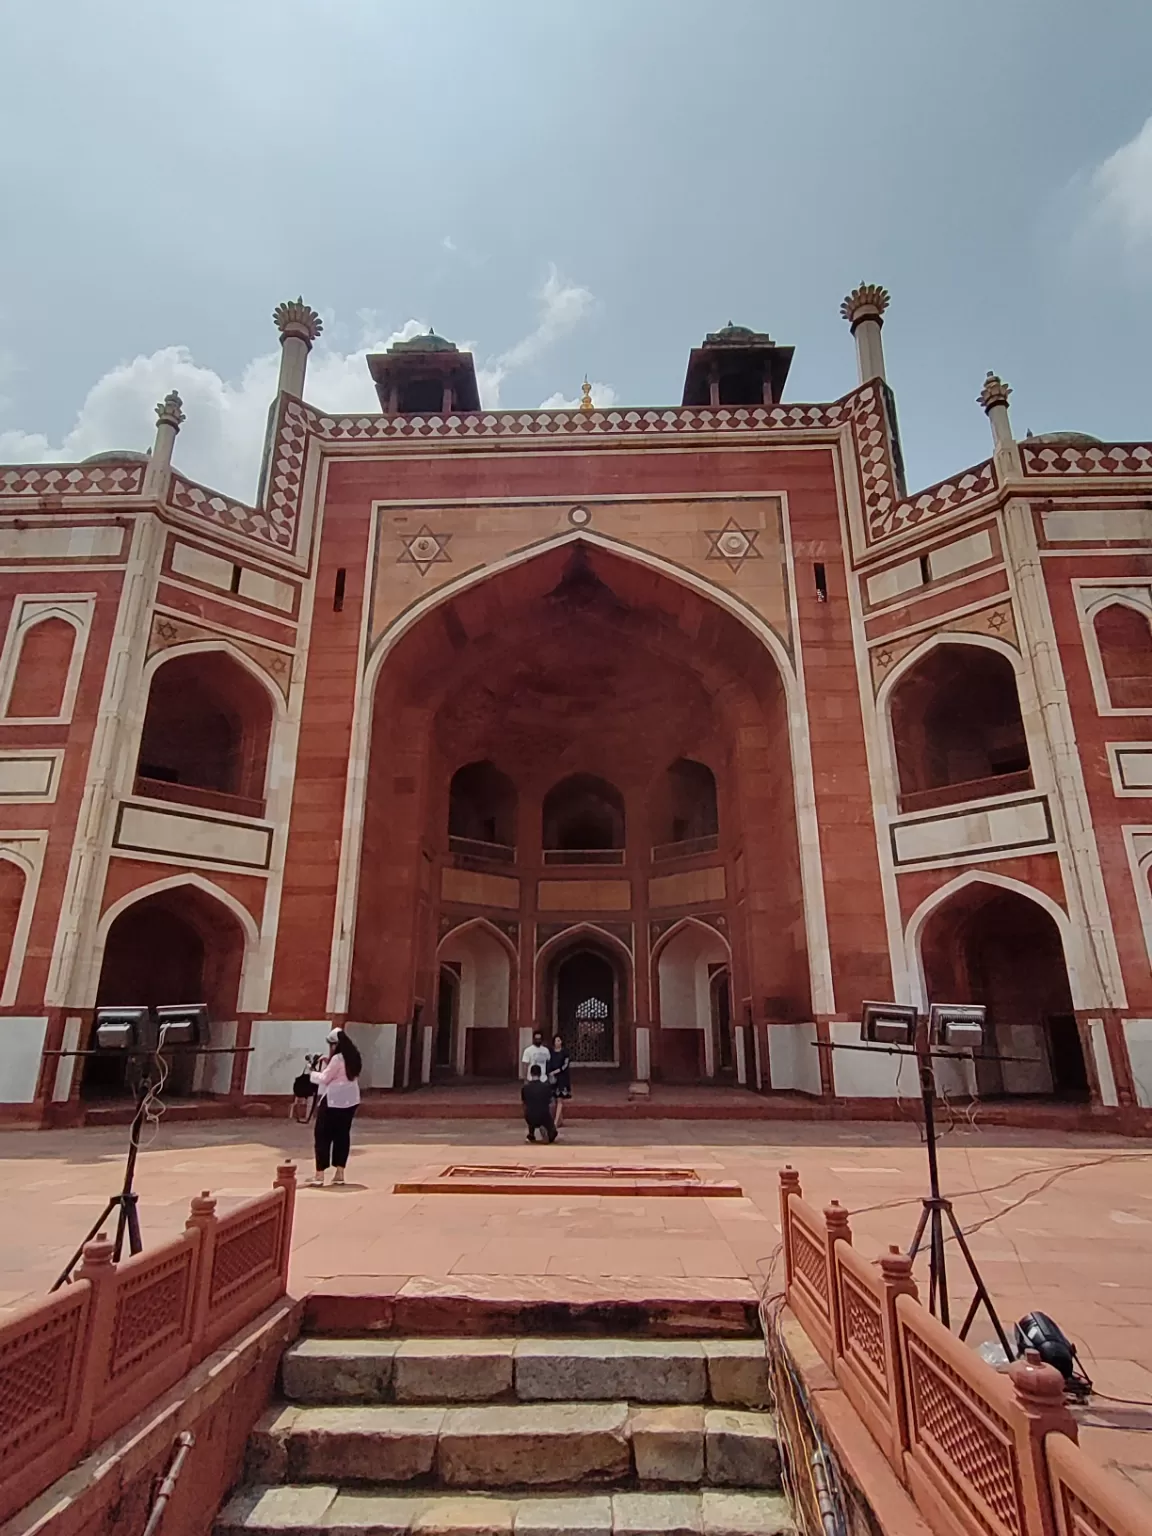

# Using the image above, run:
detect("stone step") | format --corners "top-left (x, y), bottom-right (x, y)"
top-left (248, 1403), bottom-right (781, 1490)
top-left (282, 1338), bottom-right (770, 1408)
top-left (218, 1485), bottom-right (796, 1536)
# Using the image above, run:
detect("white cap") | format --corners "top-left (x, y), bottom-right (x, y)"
top-left (326, 1029), bottom-right (341, 1044)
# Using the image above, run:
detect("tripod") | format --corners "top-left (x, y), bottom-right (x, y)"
top-left (51, 1074), bottom-right (152, 1289)
top-left (908, 1047), bottom-right (1015, 1360)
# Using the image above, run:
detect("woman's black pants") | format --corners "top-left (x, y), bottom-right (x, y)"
top-left (314, 1102), bottom-right (357, 1170)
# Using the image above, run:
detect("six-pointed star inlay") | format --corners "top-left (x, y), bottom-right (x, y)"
top-left (705, 517), bottom-right (762, 573)
top-left (398, 525), bottom-right (453, 576)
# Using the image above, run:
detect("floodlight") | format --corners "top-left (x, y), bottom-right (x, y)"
top-left (860, 1001), bottom-right (918, 1046)
top-left (93, 1006), bottom-right (153, 1051)
top-left (155, 1003), bottom-right (209, 1048)
top-left (928, 1003), bottom-right (986, 1050)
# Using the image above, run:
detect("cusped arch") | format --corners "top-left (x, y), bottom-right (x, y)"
top-left (533, 921), bottom-right (635, 975)
top-left (1084, 591), bottom-right (1152, 623)
top-left (650, 916), bottom-right (732, 967)
top-left (141, 638), bottom-right (287, 717)
top-left (877, 630), bottom-right (1025, 713)
top-left (437, 915), bottom-right (519, 968)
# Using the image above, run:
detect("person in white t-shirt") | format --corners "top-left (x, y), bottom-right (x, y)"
top-left (306, 1029), bottom-right (362, 1188)
top-left (521, 1030), bottom-right (552, 1080)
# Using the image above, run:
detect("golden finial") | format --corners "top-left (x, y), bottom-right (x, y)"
top-left (579, 377), bottom-right (593, 414)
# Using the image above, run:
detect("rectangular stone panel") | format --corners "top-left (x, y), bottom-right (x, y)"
top-left (1112, 746), bottom-right (1152, 790)
top-left (648, 868), bottom-right (726, 909)
top-left (1042, 507), bottom-right (1152, 542)
top-left (171, 540), bottom-right (236, 591)
top-left (0, 524), bottom-right (124, 559)
top-left (114, 801), bottom-right (273, 868)
top-left (865, 557), bottom-right (923, 606)
top-left (238, 566), bottom-right (296, 612)
top-left (537, 880), bottom-right (631, 912)
top-left (442, 867), bottom-right (520, 909)
top-left (891, 795), bottom-right (1052, 866)
top-left (926, 527), bottom-right (994, 580)
top-left (0, 750), bottom-right (61, 800)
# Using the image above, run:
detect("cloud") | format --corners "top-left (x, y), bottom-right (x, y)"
top-left (539, 382), bottom-right (618, 410)
top-left (0, 269), bottom-right (600, 498)
top-left (1086, 114), bottom-right (1152, 249)
top-left (441, 235), bottom-right (457, 252)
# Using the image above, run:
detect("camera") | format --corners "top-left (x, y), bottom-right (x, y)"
top-left (304, 1052), bottom-right (324, 1069)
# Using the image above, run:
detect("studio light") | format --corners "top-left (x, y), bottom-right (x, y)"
top-left (155, 1002), bottom-right (209, 1049)
top-left (928, 1003), bottom-right (986, 1050)
top-left (93, 1005), bottom-right (153, 1051)
top-left (860, 1000), bottom-right (919, 1046)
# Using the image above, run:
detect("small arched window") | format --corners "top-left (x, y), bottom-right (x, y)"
top-left (0, 858), bottom-right (26, 995)
top-left (5, 617), bottom-right (76, 719)
top-left (135, 651), bottom-right (273, 815)
top-left (889, 643), bottom-right (1031, 811)
top-left (1093, 604), bottom-right (1152, 710)
top-left (652, 758), bottom-right (718, 856)
top-left (448, 761), bottom-right (517, 855)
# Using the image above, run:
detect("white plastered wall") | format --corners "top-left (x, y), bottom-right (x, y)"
top-left (655, 920), bottom-right (729, 1079)
top-left (438, 920), bottom-right (514, 1076)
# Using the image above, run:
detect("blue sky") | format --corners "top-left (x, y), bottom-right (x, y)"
top-left (1, 0), bottom-right (1150, 498)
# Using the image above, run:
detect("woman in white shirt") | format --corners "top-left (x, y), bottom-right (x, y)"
top-left (307, 1029), bottom-right (362, 1187)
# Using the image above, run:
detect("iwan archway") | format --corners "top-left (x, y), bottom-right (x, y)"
top-left (341, 536), bottom-right (825, 1082)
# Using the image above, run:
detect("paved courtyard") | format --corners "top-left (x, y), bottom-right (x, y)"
top-left (2, 1110), bottom-right (1152, 1497)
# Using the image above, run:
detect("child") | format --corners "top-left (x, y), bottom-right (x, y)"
top-left (521, 1064), bottom-right (558, 1143)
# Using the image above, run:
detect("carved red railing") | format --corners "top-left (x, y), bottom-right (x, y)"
top-left (779, 1167), bottom-right (1152, 1536)
top-left (1046, 1431), bottom-right (1152, 1536)
top-left (0, 1163), bottom-right (295, 1525)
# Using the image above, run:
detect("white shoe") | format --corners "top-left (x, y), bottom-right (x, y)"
top-left (306, 1172), bottom-right (326, 1188)
top-left (333, 1169), bottom-right (345, 1186)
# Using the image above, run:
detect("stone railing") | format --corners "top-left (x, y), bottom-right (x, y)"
top-left (779, 1166), bottom-right (1151, 1536)
top-left (0, 1164), bottom-right (296, 1524)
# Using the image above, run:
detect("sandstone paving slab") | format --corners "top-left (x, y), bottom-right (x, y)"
top-left (514, 1339), bottom-right (706, 1403)
top-left (611, 1492), bottom-right (702, 1536)
top-left (322, 1492), bottom-right (432, 1536)
top-left (282, 1338), bottom-right (399, 1402)
top-left (437, 1403), bottom-right (632, 1487)
top-left (409, 1495), bottom-right (519, 1535)
top-left (394, 1338), bottom-right (516, 1402)
top-left (700, 1492), bottom-right (795, 1536)
top-left (513, 1496), bottom-right (614, 1536)
top-left (704, 1412), bottom-right (781, 1489)
top-left (629, 1406), bottom-right (705, 1483)
top-left (217, 1483), bottom-right (339, 1535)
top-left (702, 1342), bottom-right (771, 1407)
top-left (246, 1406), bottom-right (304, 1483)
top-left (282, 1406), bottom-right (447, 1483)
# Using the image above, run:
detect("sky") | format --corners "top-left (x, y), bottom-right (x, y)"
top-left (1, 0), bottom-right (1151, 501)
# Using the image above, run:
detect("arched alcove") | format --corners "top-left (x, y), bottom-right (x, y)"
top-left (889, 643), bottom-right (1031, 811)
top-left (1094, 603), bottom-right (1152, 710)
top-left (651, 758), bottom-right (719, 856)
top-left (436, 921), bottom-right (514, 1077)
top-left (135, 651), bottom-right (274, 815)
top-left (542, 774), bottom-right (626, 864)
top-left (655, 921), bottom-right (731, 1080)
top-left (919, 882), bottom-right (1087, 1100)
top-left (0, 858), bottom-right (26, 995)
top-left (545, 940), bottom-right (625, 1065)
top-left (448, 760), bottom-right (517, 856)
top-left (5, 617), bottom-right (76, 718)
top-left (86, 883), bottom-right (248, 1098)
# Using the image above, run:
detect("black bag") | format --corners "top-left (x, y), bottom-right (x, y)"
top-left (290, 1065), bottom-right (319, 1123)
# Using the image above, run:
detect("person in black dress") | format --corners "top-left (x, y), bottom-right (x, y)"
top-left (549, 1033), bottom-right (572, 1129)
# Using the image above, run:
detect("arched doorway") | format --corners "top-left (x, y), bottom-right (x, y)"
top-left (546, 942), bottom-right (623, 1066)
top-left (86, 885), bottom-right (248, 1099)
top-left (919, 883), bottom-right (1089, 1099)
top-left (436, 921), bottom-right (514, 1076)
top-left (656, 921), bottom-right (731, 1081)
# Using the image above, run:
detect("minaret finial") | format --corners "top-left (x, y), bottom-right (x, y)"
top-left (580, 377), bottom-right (594, 414)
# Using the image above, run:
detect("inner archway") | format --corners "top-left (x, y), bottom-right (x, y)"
top-left (656, 921), bottom-right (731, 1081)
top-left (919, 883), bottom-right (1088, 1099)
top-left (86, 885), bottom-right (247, 1098)
top-left (436, 922), bottom-right (513, 1077)
top-left (547, 943), bottom-right (622, 1065)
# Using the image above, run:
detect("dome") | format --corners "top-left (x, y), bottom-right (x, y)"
top-left (703, 322), bottom-right (775, 348)
top-left (388, 330), bottom-right (458, 355)
top-left (80, 450), bottom-right (149, 465)
top-left (1024, 431), bottom-right (1103, 448)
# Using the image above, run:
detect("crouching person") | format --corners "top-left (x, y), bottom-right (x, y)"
top-left (521, 1063), bottom-right (558, 1143)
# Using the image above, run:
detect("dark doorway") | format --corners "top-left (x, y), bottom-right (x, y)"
top-left (710, 965), bottom-right (734, 1075)
top-left (436, 966), bottom-right (459, 1072)
top-left (551, 947), bottom-right (618, 1064)
top-left (920, 885), bottom-right (1088, 1100)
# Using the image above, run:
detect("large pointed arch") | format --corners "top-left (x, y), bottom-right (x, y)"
top-left (327, 530), bottom-right (832, 1019)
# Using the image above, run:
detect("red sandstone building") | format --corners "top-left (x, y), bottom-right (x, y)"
top-left (1, 286), bottom-right (1151, 1123)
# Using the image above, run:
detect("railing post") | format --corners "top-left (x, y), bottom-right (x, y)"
top-left (1009, 1348), bottom-right (1078, 1536)
top-left (879, 1244), bottom-right (918, 1458)
top-left (779, 1166), bottom-right (801, 1288)
top-left (186, 1191), bottom-right (218, 1360)
top-left (74, 1236), bottom-right (117, 1449)
top-left (274, 1162), bottom-right (297, 1288)
top-left (824, 1200), bottom-right (852, 1354)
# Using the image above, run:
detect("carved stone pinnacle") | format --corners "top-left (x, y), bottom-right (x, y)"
top-left (155, 390), bottom-right (185, 430)
top-left (273, 297), bottom-right (323, 348)
top-left (977, 371), bottom-right (1012, 413)
top-left (840, 283), bottom-right (891, 330)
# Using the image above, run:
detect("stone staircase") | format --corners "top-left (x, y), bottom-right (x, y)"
top-left (218, 1304), bottom-right (795, 1536)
